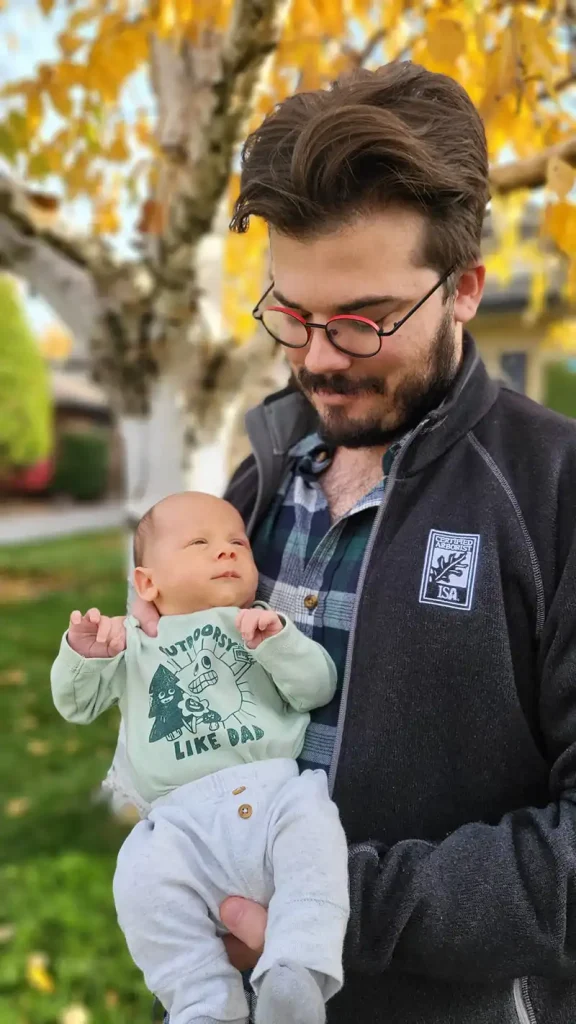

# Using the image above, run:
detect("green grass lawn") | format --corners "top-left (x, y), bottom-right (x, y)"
top-left (0, 532), bottom-right (151, 1024)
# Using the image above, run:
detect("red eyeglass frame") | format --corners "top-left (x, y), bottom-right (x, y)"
top-left (253, 266), bottom-right (456, 358)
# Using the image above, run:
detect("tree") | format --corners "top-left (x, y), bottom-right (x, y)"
top-left (0, 0), bottom-right (574, 512)
top-left (0, 272), bottom-right (52, 476)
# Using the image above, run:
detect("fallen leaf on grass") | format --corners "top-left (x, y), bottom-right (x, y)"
top-left (5, 797), bottom-right (30, 817)
top-left (16, 715), bottom-right (39, 732)
top-left (113, 803), bottom-right (141, 826)
top-left (0, 924), bottom-right (15, 943)
top-left (0, 579), bottom-right (37, 603)
top-left (0, 573), bottom-right (76, 604)
top-left (60, 1005), bottom-right (91, 1024)
top-left (27, 740), bottom-right (51, 756)
top-left (105, 991), bottom-right (119, 1008)
top-left (0, 669), bottom-right (26, 686)
top-left (26, 952), bottom-right (54, 993)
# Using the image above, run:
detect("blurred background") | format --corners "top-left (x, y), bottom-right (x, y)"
top-left (0, 1), bottom-right (574, 1021)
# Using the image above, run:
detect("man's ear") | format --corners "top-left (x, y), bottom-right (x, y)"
top-left (133, 567), bottom-right (159, 603)
top-left (453, 265), bottom-right (485, 325)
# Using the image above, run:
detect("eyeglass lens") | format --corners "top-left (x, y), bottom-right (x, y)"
top-left (261, 309), bottom-right (380, 357)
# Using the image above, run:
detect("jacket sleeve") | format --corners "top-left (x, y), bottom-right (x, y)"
top-left (251, 613), bottom-right (337, 712)
top-left (345, 517), bottom-right (576, 983)
top-left (51, 632), bottom-right (127, 724)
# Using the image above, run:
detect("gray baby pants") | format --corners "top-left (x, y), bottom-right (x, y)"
top-left (113, 758), bottom-right (350, 1024)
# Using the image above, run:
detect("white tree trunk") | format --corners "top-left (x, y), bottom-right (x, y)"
top-left (187, 395), bottom-right (242, 496)
top-left (120, 373), bottom-right (186, 522)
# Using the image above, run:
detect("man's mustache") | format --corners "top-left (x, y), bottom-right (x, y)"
top-left (298, 369), bottom-right (386, 397)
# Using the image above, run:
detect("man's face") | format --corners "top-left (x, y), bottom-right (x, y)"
top-left (268, 208), bottom-right (484, 448)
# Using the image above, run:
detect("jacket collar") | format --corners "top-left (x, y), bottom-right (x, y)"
top-left (246, 333), bottom-right (499, 478)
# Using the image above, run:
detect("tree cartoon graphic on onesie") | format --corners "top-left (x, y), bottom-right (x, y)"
top-left (148, 665), bottom-right (186, 743)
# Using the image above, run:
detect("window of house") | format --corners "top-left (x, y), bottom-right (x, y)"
top-left (500, 352), bottom-right (527, 394)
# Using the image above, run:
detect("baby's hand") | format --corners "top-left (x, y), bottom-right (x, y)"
top-left (236, 608), bottom-right (284, 649)
top-left (67, 609), bottom-right (127, 659)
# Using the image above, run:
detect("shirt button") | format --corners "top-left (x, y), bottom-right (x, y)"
top-left (316, 450), bottom-right (328, 463)
top-left (238, 803), bottom-right (252, 819)
top-left (304, 594), bottom-right (318, 611)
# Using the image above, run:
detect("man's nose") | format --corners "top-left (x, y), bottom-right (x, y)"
top-left (303, 326), bottom-right (353, 375)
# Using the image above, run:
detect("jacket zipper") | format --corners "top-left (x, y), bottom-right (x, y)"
top-left (327, 418), bottom-right (430, 795)
top-left (513, 978), bottom-right (537, 1024)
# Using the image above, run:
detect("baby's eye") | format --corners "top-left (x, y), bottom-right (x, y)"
top-left (188, 539), bottom-right (207, 546)
top-left (232, 538), bottom-right (248, 546)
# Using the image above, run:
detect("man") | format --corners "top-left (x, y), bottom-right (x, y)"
top-left (110, 61), bottom-right (576, 1022)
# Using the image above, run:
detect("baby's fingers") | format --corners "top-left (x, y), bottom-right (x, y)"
top-left (69, 610), bottom-right (82, 627)
top-left (96, 615), bottom-right (112, 645)
top-left (240, 615), bottom-right (258, 642)
top-left (258, 610), bottom-right (279, 631)
top-left (86, 608), bottom-right (102, 627)
top-left (108, 619), bottom-right (127, 653)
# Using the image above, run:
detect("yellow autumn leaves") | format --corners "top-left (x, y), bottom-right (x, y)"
top-left (26, 952), bottom-right (94, 1023)
top-left (25, 951), bottom-right (118, 1020)
top-left (0, 0), bottom-right (573, 334)
top-left (1, 2), bottom-right (571, 207)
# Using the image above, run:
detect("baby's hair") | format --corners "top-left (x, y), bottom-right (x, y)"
top-left (133, 505), bottom-right (156, 567)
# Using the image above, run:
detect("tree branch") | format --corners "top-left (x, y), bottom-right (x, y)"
top-left (156, 0), bottom-right (292, 262)
top-left (490, 137), bottom-right (576, 195)
top-left (144, 0), bottom-right (292, 372)
top-left (0, 174), bottom-right (101, 347)
top-left (343, 28), bottom-right (387, 68)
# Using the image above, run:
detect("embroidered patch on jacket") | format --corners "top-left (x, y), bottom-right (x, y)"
top-left (419, 530), bottom-right (480, 611)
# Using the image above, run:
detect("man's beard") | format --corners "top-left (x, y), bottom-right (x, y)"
top-left (296, 310), bottom-right (458, 449)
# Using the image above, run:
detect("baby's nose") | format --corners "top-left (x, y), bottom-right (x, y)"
top-left (217, 546), bottom-right (236, 559)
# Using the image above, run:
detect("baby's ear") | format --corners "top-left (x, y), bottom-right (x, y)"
top-left (133, 567), bottom-right (159, 603)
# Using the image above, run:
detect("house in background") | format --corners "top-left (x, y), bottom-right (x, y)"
top-left (50, 366), bottom-right (124, 496)
top-left (474, 271), bottom-right (568, 403)
top-left (475, 205), bottom-right (571, 402)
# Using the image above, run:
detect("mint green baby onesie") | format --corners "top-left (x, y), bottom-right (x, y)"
top-left (51, 606), bottom-right (337, 806)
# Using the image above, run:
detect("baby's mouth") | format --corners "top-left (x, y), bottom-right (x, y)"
top-left (212, 570), bottom-right (240, 580)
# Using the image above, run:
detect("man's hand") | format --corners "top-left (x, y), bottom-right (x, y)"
top-left (68, 609), bottom-right (126, 659)
top-left (132, 594), bottom-right (160, 638)
top-left (220, 897), bottom-right (268, 971)
top-left (236, 608), bottom-right (284, 649)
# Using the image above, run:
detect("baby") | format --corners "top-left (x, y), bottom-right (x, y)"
top-left (50, 491), bottom-right (349, 1024)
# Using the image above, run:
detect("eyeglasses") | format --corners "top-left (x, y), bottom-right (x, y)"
top-left (253, 267), bottom-right (455, 359)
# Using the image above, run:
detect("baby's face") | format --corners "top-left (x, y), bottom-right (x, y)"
top-left (141, 494), bottom-right (259, 615)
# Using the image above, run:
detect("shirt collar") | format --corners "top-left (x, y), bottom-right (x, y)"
top-left (290, 431), bottom-right (402, 480)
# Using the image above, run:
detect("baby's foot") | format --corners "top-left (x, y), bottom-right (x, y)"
top-left (255, 962), bottom-right (326, 1024)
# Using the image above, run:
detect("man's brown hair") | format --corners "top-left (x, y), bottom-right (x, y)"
top-left (230, 61), bottom-right (489, 273)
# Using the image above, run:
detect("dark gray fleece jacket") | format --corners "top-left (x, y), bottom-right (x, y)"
top-left (225, 337), bottom-right (576, 1024)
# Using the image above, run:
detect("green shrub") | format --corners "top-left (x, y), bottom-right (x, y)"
top-left (53, 432), bottom-right (110, 501)
top-left (544, 361), bottom-right (576, 420)
top-left (0, 274), bottom-right (53, 472)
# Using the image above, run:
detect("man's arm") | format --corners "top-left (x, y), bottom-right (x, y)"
top-left (344, 515), bottom-right (576, 982)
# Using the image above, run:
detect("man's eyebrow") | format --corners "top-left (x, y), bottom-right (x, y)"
top-left (272, 289), bottom-right (399, 315)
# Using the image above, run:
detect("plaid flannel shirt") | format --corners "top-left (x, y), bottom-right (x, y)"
top-left (252, 432), bottom-right (397, 774)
